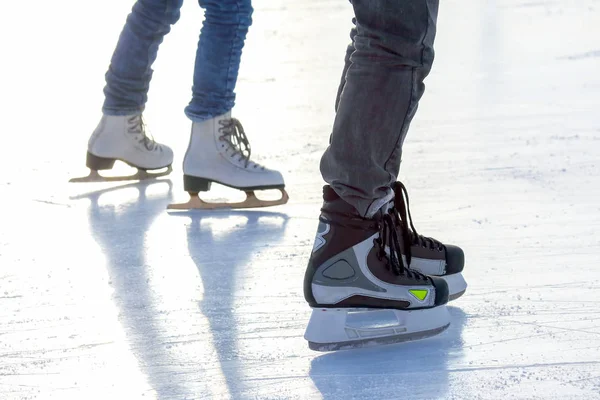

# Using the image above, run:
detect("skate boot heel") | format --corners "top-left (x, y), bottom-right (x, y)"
top-left (183, 175), bottom-right (212, 193)
top-left (86, 152), bottom-right (116, 171)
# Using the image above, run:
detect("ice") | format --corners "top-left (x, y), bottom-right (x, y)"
top-left (1, 0), bottom-right (599, 399)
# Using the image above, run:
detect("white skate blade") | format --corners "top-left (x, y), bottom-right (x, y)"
top-left (442, 273), bottom-right (467, 301)
top-left (167, 188), bottom-right (289, 210)
top-left (304, 306), bottom-right (450, 352)
top-left (69, 166), bottom-right (172, 183)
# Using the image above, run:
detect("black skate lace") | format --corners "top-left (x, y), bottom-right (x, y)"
top-left (218, 118), bottom-right (263, 170)
top-left (320, 210), bottom-right (428, 281)
top-left (392, 182), bottom-right (444, 266)
top-left (127, 116), bottom-right (157, 152)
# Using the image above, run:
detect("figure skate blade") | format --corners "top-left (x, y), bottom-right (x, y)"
top-left (167, 188), bottom-right (288, 210)
top-left (69, 166), bottom-right (172, 183)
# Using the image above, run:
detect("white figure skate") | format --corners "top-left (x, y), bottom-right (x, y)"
top-left (168, 112), bottom-right (288, 210)
top-left (70, 114), bottom-right (173, 182)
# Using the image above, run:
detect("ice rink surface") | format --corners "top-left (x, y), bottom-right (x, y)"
top-left (1, 0), bottom-right (599, 399)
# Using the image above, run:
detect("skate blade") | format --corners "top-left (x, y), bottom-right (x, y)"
top-left (69, 166), bottom-right (172, 183)
top-left (305, 306), bottom-right (450, 352)
top-left (442, 272), bottom-right (468, 301)
top-left (167, 188), bottom-right (289, 210)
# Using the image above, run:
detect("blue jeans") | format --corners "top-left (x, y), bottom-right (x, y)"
top-left (102, 0), bottom-right (253, 122)
top-left (322, 0), bottom-right (439, 217)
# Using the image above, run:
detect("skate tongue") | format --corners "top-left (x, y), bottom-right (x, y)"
top-left (219, 117), bottom-right (252, 165)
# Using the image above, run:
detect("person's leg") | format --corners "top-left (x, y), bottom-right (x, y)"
top-left (322, 0), bottom-right (439, 218)
top-left (75, 0), bottom-right (181, 182)
top-left (184, 0), bottom-right (253, 121)
top-left (302, 0), bottom-right (453, 350)
top-left (325, 1), bottom-right (466, 299)
top-left (172, 0), bottom-right (288, 210)
top-left (334, 20), bottom-right (357, 113)
top-left (103, 0), bottom-right (184, 115)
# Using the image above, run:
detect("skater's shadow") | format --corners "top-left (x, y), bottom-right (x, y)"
top-left (309, 306), bottom-right (467, 400)
top-left (173, 209), bottom-right (290, 397)
top-left (76, 179), bottom-right (204, 399)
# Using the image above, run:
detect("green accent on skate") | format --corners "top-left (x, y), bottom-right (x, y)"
top-left (409, 289), bottom-right (428, 301)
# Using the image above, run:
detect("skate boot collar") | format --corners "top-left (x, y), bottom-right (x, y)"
top-left (214, 110), bottom-right (232, 121)
top-left (321, 186), bottom-right (362, 217)
top-left (322, 185), bottom-right (344, 203)
top-left (322, 185), bottom-right (395, 220)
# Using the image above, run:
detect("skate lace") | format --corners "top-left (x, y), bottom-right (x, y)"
top-left (392, 182), bottom-right (444, 266)
top-left (218, 118), bottom-right (264, 170)
top-left (320, 210), bottom-right (428, 281)
top-left (127, 116), bottom-right (157, 152)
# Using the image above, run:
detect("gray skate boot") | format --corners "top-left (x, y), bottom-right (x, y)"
top-left (391, 182), bottom-right (467, 300)
top-left (303, 186), bottom-right (450, 351)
